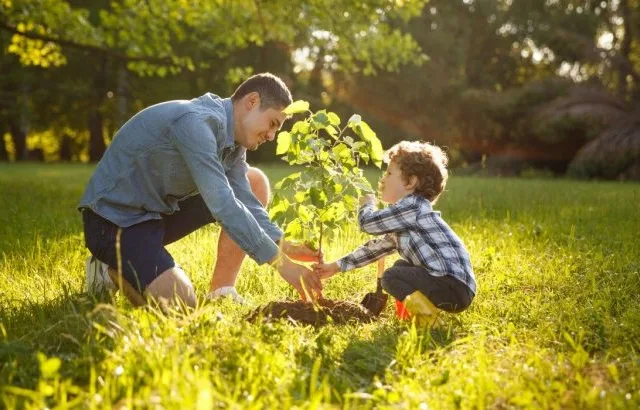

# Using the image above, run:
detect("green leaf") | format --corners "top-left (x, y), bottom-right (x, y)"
top-left (283, 100), bottom-right (310, 115)
top-left (269, 197), bottom-right (290, 220)
top-left (325, 125), bottom-right (338, 138)
top-left (291, 120), bottom-right (310, 135)
top-left (311, 111), bottom-right (330, 128)
top-left (39, 354), bottom-right (61, 378)
top-left (294, 191), bottom-right (307, 203)
top-left (309, 187), bottom-right (327, 208)
top-left (298, 205), bottom-right (312, 223)
top-left (369, 137), bottom-right (384, 168)
top-left (347, 114), bottom-right (362, 126)
top-left (355, 121), bottom-right (376, 142)
top-left (276, 131), bottom-right (292, 155)
top-left (327, 112), bottom-right (341, 125)
top-left (352, 178), bottom-right (374, 193)
top-left (285, 219), bottom-right (303, 239)
top-left (275, 172), bottom-right (301, 190)
top-left (354, 121), bottom-right (384, 167)
top-left (332, 143), bottom-right (350, 159)
top-left (343, 195), bottom-right (358, 211)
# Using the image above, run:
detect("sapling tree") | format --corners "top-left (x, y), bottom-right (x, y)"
top-left (270, 100), bottom-right (384, 254)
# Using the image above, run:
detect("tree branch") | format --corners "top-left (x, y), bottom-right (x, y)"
top-left (555, 27), bottom-right (640, 83)
top-left (0, 21), bottom-right (177, 65)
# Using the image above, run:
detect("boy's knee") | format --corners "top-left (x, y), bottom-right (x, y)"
top-left (247, 167), bottom-right (270, 206)
top-left (380, 269), bottom-right (396, 292)
top-left (145, 267), bottom-right (196, 308)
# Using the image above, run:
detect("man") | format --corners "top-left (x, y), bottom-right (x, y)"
top-left (79, 73), bottom-right (322, 308)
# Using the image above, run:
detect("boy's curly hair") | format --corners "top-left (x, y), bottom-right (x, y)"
top-left (384, 141), bottom-right (449, 203)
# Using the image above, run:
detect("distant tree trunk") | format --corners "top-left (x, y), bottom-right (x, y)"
top-left (116, 62), bottom-right (129, 130)
top-left (8, 81), bottom-right (31, 161)
top-left (59, 133), bottom-right (72, 161)
top-left (88, 111), bottom-right (105, 162)
top-left (89, 54), bottom-right (108, 162)
top-left (618, 0), bottom-right (632, 99)
top-left (0, 124), bottom-right (8, 161)
top-left (9, 119), bottom-right (27, 161)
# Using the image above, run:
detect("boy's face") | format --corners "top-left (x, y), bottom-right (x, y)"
top-left (379, 161), bottom-right (416, 203)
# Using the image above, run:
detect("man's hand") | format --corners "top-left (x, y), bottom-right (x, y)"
top-left (275, 254), bottom-right (323, 301)
top-left (359, 194), bottom-right (376, 207)
top-left (312, 261), bottom-right (340, 280)
top-left (280, 240), bottom-right (323, 263)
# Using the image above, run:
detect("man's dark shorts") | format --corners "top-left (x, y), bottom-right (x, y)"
top-left (82, 195), bottom-right (215, 292)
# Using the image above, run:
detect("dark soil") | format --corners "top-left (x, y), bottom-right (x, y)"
top-left (247, 299), bottom-right (375, 326)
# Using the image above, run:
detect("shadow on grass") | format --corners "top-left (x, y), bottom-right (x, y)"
top-left (0, 291), bottom-right (116, 389)
top-left (290, 314), bottom-right (461, 403)
top-left (335, 323), bottom-right (458, 392)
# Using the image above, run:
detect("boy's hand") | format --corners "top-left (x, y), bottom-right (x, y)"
top-left (275, 254), bottom-right (323, 300)
top-left (312, 262), bottom-right (340, 280)
top-left (280, 240), bottom-right (323, 263)
top-left (359, 194), bottom-right (376, 207)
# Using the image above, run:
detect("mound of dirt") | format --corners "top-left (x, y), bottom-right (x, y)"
top-left (247, 299), bottom-right (375, 326)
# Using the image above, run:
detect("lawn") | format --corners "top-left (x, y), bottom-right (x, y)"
top-left (0, 163), bottom-right (639, 409)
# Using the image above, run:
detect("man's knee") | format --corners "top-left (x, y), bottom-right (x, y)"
top-left (247, 167), bottom-right (270, 207)
top-left (145, 267), bottom-right (196, 308)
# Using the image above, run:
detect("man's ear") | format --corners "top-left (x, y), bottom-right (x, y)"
top-left (244, 92), bottom-right (261, 110)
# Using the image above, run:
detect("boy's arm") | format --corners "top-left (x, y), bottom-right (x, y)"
top-left (358, 196), bottom-right (419, 235)
top-left (336, 234), bottom-right (397, 272)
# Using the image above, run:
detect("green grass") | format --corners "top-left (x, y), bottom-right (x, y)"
top-left (0, 162), bottom-right (639, 409)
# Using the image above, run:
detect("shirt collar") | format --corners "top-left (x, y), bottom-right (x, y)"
top-left (222, 97), bottom-right (236, 149)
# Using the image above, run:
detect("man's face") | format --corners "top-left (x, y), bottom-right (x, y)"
top-left (238, 102), bottom-right (286, 151)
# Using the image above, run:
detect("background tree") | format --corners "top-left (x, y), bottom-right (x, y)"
top-left (1, 0), bottom-right (427, 161)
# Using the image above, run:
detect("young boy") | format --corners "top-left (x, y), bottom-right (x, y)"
top-left (313, 141), bottom-right (476, 325)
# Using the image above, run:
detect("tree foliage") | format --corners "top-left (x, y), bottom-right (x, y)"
top-left (1, 0), bottom-right (428, 75)
top-left (328, 0), bottom-right (640, 171)
top-left (270, 101), bottom-right (383, 252)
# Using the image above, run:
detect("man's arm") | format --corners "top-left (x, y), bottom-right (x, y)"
top-left (225, 157), bottom-right (283, 242)
top-left (226, 158), bottom-right (322, 262)
top-left (171, 113), bottom-right (278, 264)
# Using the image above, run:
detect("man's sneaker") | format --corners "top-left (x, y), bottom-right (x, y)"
top-left (206, 286), bottom-right (245, 304)
top-left (85, 256), bottom-right (116, 294)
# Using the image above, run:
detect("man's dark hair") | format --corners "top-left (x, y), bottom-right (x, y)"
top-left (231, 73), bottom-right (292, 110)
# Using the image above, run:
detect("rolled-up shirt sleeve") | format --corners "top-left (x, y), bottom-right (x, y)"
top-left (171, 113), bottom-right (278, 264)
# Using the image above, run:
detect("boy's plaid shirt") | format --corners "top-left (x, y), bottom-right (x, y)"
top-left (337, 194), bottom-right (477, 294)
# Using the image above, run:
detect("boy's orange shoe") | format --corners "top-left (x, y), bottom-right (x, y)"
top-left (395, 299), bottom-right (409, 319)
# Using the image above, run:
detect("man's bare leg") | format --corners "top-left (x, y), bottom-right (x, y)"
top-left (209, 167), bottom-right (270, 292)
top-left (108, 267), bottom-right (196, 309)
top-left (145, 267), bottom-right (196, 309)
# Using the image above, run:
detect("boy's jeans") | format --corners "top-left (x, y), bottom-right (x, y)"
top-left (381, 259), bottom-right (474, 313)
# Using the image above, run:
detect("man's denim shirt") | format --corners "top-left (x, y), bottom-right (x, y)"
top-left (79, 93), bottom-right (282, 264)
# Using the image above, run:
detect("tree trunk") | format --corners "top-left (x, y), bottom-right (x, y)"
top-left (618, 0), bottom-right (632, 99)
top-left (116, 62), bottom-right (129, 130)
top-left (0, 124), bottom-right (8, 161)
top-left (9, 119), bottom-right (27, 161)
top-left (88, 110), bottom-right (105, 162)
top-left (59, 133), bottom-right (72, 162)
top-left (89, 54), bottom-right (108, 162)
